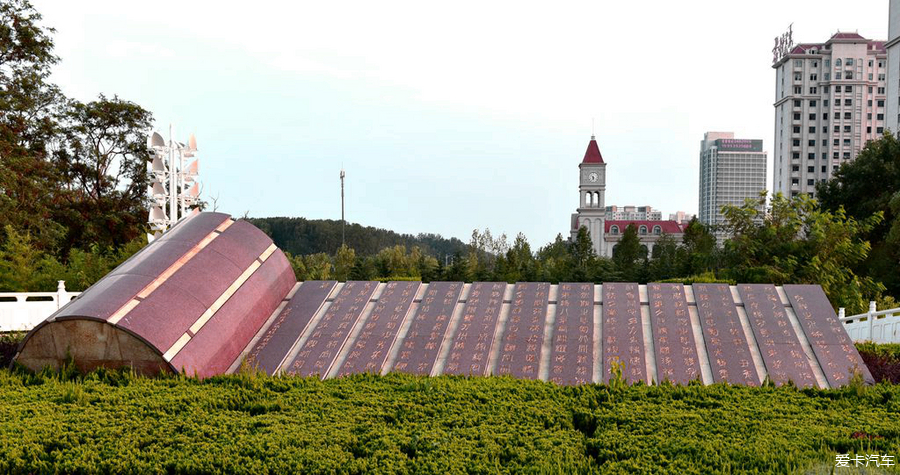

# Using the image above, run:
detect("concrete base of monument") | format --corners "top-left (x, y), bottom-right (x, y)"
top-left (14, 318), bottom-right (172, 375)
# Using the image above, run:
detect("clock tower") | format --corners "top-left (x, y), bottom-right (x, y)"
top-left (570, 135), bottom-right (607, 256)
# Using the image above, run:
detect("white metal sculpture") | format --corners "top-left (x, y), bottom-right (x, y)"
top-left (146, 125), bottom-right (200, 242)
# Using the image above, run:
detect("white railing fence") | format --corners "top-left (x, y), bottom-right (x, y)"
top-left (0, 281), bottom-right (80, 332)
top-left (840, 301), bottom-right (900, 343)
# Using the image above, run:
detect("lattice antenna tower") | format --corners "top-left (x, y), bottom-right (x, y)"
top-left (146, 125), bottom-right (201, 242)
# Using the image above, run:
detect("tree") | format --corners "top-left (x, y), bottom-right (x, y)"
top-left (333, 244), bottom-right (356, 281)
top-left (0, 0), bottom-right (66, 250)
top-left (648, 233), bottom-right (678, 281)
top-left (722, 192), bottom-right (883, 313)
top-left (612, 224), bottom-right (646, 282)
top-left (52, 95), bottom-right (153, 254)
top-left (817, 131), bottom-right (900, 297)
top-left (536, 234), bottom-right (573, 283)
top-left (499, 233), bottom-right (536, 282)
top-left (679, 217), bottom-right (718, 276)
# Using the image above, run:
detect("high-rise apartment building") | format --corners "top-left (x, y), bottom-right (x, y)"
top-left (698, 132), bottom-right (767, 233)
top-left (888, 0), bottom-right (900, 132)
top-left (773, 32), bottom-right (887, 198)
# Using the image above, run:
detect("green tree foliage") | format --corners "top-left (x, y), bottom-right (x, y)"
top-left (678, 217), bottom-right (718, 276)
top-left (722, 192), bottom-right (883, 313)
top-left (818, 131), bottom-right (900, 297)
top-left (52, 95), bottom-right (153, 254)
top-left (333, 244), bottom-right (355, 281)
top-left (612, 224), bottom-right (647, 282)
top-left (0, 0), bottom-right (66, 250)
top-left (0, 225), bottom-right (143, 292)
top-left (248, 217), bottom-right (467, 260)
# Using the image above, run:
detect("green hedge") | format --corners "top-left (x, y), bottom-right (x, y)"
top-left (0, 369), bottom-right (898, 474)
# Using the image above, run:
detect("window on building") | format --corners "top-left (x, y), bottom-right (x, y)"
top-left (833, 152), bottom-right (839, 159)
top-left (793, 151), bottom-right (801, 159)
top-left (869, 74), bottom-right (874, 81)
top-left (835, 58), bottom-right (842, 66)
top-left (824, 85), bottom-right (830, 93)
top-left (794, 99), bottom-right (801, 107)
top-left (833, 125), bottom-right (839, 133)
top-left (808, 113), bottom-right (815, 120)
top-left (653, 226), bottom-right (661, 235)
top-left (639, 225), bottom-right (647, 235)
top-left (823, 113), bottom-right (829, 120)
top-left (844, 99), bottom-right (851, 106)
top-left (807, 179), bottom-right (815, 186)
top-left (867, 126), bottom-right (872, 133)
top-left (793, 112), bottom-right (801, 120)
top-left (869, 60), bottom-right (874, 67)
top-left (808, 153), bottom-right (815, 159)
top-left (878, 60), bottom-right (884, 68)
top-left (824, 99), bottom-right (829, 107)
top-left (793, 138), bottom-right (801, 146)
top-left (807, 166), bottom-right (814, 172)
top-left (878, 100), bottom-right (885, 107)
top-left (868, 113), bottom-right (873, 119)
top-left (810, 100), bottom-right (817, 107)
top-left (833, 139), bottom-right (839, 146)
top-left (610, 225), bottom-right (619, 235)
top-left (825, 72), bottom-right (831, 80)
top-left (792, 165), bottom-right (800, 172)
top-left (821, 152), bottom-right (827, 160)
top-left (878, 127), bottom-right (884, 133)
top-left (844, 113), bottom-right (851, 120)
top-left (792, 178), bottom-right (800, 185)
top-left (869, 100), bottom-right (873, 106)
top-left (810, 87), bottom-right (817, 94)
top-left (794, 72), bottom-right (802, 81)
top-left (846, 71), bottom-right (853, 80)
top-left (844, 151), bottom-right (850, 159)
top-left (836, 72), bottom-right (842, 80)
top-left (846, 58), bottom-right (854, 66)
top-left (809, 126), bottom-right (816, 133)
top-left (793, 126), bottom-right (801, 133)
top-left (795, 59), bottom-right (803, 67)
top-left (879, 73), bottom-right (886, 81)
top-left (844, 138), bottom-right (851, 145)
top-left (825, 59), bottom-right (831, 67)
top-left (878, 113), bottom-right (885, 120)
top-left (821, 165), bottom-right (827, 173)
top-left (808, 139), bottom-right (815, 146)
top-left (844, 125), bottom-right (851, 133)
top-left (878, 87), bottom-right (886, 95)
top-left (845, 86), bottom-right (852, 93)
top-left (810, 74), bottom-right (817, 81)
top-left (835, 85), bottom-right (842, 92)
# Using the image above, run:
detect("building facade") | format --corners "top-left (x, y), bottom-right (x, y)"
top-left (888, 0), bottom-right (900, 133)
top-left (773, 32), bottom-right (887, 198)
top-left (698, 132), bottom-right (767, 233)
top-left (604, 205), bottom-right (662, 221)
top-left (570, 136), bottom-right (684, 257)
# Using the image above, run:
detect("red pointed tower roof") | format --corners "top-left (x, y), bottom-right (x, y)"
top-left (582, 135), bottom-right (604, 163)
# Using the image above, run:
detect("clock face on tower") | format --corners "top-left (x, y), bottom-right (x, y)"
top-left (588, 172), bottom-right (599, 183)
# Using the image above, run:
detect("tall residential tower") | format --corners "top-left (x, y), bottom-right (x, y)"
top-left (888, 0), bottom-right (900, 132)
top-left (773, 31), bottom-right (886, 198)
top-left (698, 132), bottom-right (767, 235)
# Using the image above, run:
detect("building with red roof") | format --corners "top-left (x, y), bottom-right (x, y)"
top-left (570, 136), bottom-right (685, 257)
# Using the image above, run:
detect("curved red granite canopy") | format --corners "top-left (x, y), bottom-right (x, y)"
top-left (13, 212), bottom-right (295, 377)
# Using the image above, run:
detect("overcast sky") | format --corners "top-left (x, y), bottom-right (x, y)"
top-left (33, 0), bottom-right (890, 248)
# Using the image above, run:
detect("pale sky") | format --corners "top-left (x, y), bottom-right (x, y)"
top-left (33, 0), bottom-right (889, 248)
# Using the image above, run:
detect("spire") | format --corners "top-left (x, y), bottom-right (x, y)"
top-left (582, 136), bottom-right (604, 163)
